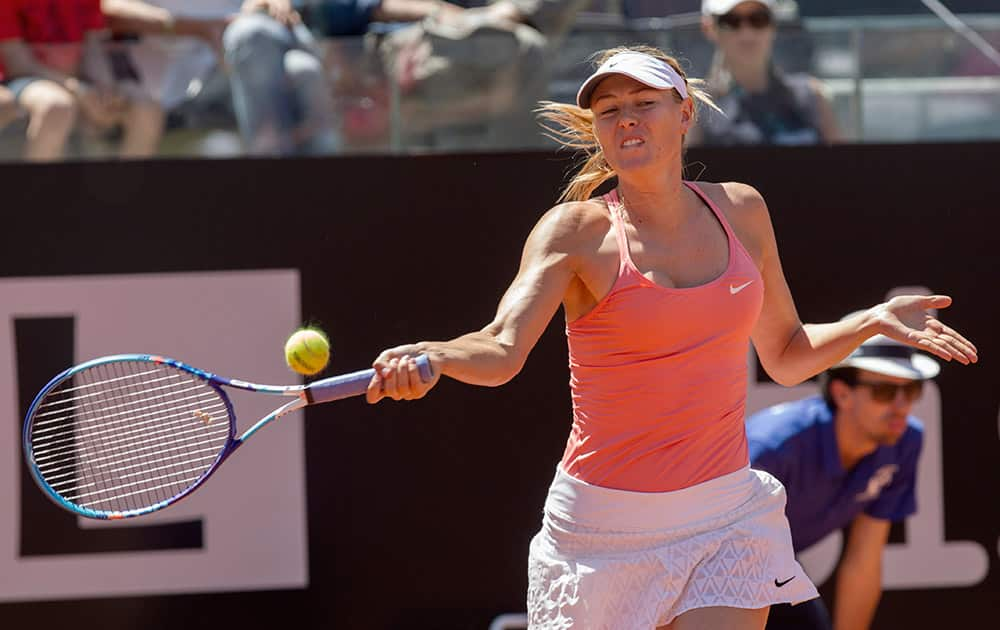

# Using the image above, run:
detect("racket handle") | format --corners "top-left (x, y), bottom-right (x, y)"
top-left (306, 354), bottom-right (433, 404)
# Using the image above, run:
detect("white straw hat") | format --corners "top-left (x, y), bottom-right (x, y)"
top-left (833, 334), bottom-right (940, 380)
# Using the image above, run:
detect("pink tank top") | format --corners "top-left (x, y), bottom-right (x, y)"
top-left (561, 182), bottom-right (764, 492)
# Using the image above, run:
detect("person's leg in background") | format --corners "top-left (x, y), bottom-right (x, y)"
top-left (0, 84), bottom-right (19, 128)
top-left (10, 79), bottom-right (78, 161)
top-left (283, 30), bottom-right (338, 155)
top-left (224, 12), bottom-right (292, 154)
top-left (223, 12), bottom-right (336, 155)
top-left (0, 84), bottom-right (24, 160)
top-left (116, 81), bottom-right (165, 158)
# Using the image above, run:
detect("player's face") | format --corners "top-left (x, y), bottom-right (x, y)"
top-left (590, 74), bottom-right (693, 175)
top-left (843, 369), bottom-right (923, 446)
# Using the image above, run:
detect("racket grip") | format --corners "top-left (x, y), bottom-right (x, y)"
top-left (306, 354), bottom-right (433, 404)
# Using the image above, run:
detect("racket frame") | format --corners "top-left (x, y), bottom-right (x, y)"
top-left (22, 353), bottom-right (426, 520)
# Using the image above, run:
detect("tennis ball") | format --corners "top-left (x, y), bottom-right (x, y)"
top-left (284, 328), bottom-right (330, 376)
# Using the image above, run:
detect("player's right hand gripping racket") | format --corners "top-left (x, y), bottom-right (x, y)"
top-left (23, 354), bottom-right (431, 520)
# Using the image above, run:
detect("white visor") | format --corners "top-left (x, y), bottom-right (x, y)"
top-left (833, 335), bottom-right (940, 380)
top-left (576, 51), bottom-right (689, 110)
top-left (702, 0), bottom-right (775, 16)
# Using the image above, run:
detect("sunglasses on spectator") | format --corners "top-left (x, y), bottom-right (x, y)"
top-left (854, 379), bottom-right (924, 403)
top-left (716, 9), bottom-right (774, 30)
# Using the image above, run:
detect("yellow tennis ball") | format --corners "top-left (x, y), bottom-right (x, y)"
top-left (284, 328), bottom-right (330, 376)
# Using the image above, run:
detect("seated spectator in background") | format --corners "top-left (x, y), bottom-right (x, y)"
top-left (310, 0), bottom-right (586, 150)
top-left (420, 0), bottom-right (588, 133)
top-left (690, 0), bottom-right (840, 146)
top-left (102, 0), bottom-right (337, 155)
top-left (298, 0), bottom-right (470, 150)
top-left (0, 0), bottom-right (164, 161)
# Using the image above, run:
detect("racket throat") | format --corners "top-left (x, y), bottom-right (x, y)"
top-left (237, 393), bottom-right (308, 442)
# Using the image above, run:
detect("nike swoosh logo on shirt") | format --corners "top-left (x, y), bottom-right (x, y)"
top-left (730, 281), bottom-right (753, 295)
top-left (774, 576), bottom-right (796, 588)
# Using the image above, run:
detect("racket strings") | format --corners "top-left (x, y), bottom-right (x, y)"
top-left (32, 369), bottom-right (182, 419)
top-left (33, 379), bottom-right (215, 431)
top-left (32, 400), bottom-right (229, 462)
top-left (29, 361), bottom-right (232, 514)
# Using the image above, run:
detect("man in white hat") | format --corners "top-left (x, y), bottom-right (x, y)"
top-left (746, 330), bottom-right (938, 630)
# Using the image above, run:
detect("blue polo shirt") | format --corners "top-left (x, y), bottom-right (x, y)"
top-left (746, 396), bottom-right (923, 552)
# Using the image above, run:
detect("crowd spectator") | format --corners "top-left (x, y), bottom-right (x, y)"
top-left (321, 0), bottom-right (587, 149)
top-left (102, 0), bottom-right (338, 155)
top-left (0, 0), bottom-right (165, 161)
top-left (299, 0), bottom-right (470, 149)
top-left (691, 0), bottom-right (840, 146)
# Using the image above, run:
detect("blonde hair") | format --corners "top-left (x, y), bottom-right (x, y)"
top-left (537, 45), bottom-right (718, 203)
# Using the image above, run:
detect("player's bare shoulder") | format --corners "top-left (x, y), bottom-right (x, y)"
top-left (692, 181), bottom-right (764, 213)
top-left (531, 198), bottom-right (613, 256)
top-left (699, 181), bottom-right (769, 223)
top-left (694, 181), bottom-right (772, 264)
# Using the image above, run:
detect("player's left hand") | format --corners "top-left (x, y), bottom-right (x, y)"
top-left (873, 295), bottom-right (978, 364)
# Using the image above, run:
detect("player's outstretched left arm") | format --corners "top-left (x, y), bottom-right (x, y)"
top-left (736, 184), bottom-right (978, 386)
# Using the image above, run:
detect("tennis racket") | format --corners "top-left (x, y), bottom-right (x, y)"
top-left (23, 353), bottom-right (431, 520)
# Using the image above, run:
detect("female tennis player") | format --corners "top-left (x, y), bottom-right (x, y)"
top-left (365, 45), bottom-right (977, 629)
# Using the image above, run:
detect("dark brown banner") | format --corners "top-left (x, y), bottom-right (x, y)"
top-left (0, 144), bottom-right (997, 628)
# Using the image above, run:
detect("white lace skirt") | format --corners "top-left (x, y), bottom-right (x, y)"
top-left (527, 466), bottom-right (818, 629)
